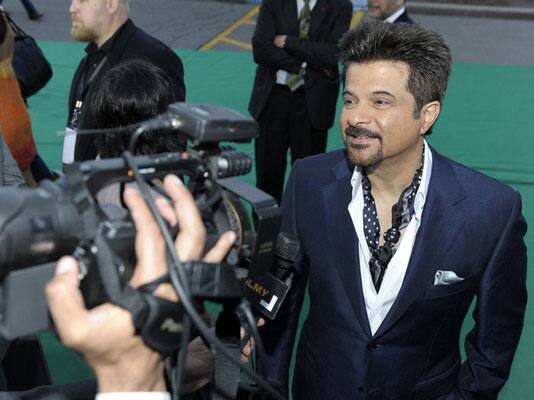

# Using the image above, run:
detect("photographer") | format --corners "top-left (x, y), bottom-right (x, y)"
top-left (46, 174), bottom-right (237, 397)
top-left (44, 60), bottom-right (262, 397)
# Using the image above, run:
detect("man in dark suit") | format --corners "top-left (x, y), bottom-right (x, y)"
top-left (258, 21), bottom-right (527, 400)
top-left (249, 0), bottom-right (352, 204)
top-left (367, 0), bottom-right (413, 23)
top-left (63, 0), bottom-right (185, 163)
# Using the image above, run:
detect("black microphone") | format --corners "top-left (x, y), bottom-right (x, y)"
top-left (242, 232), bottom-right (299, 320)
top-left (271, 232), bottom-right (299, 281)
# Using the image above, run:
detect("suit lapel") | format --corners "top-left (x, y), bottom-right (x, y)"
top-left (283, 0), bottom-right (299, 36)
top-left (105, 19), bottom-right (136, 67)
top-left (374, 152), bottom-right (467, 338)
top-left (309, 0), bottom-right (328, 39)
top-left (323, 157), bottom-right (372, 339)
top-left (394, 11), bottom-right (414, 24)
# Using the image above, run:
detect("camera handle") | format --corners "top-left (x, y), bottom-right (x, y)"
top-left (93, 230), bottom-right (185, 355)
top-left (213, 305), bottom-right (242, 400)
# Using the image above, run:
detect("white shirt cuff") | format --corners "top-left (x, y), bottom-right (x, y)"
top-left (96, 392), bottom-right (170, 400)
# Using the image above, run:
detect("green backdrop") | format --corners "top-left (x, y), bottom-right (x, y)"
top-left (29, 42), bottom-right (534, 398)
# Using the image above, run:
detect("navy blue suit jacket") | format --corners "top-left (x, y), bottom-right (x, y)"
top-left (258, 149), bottom-right (527, 399)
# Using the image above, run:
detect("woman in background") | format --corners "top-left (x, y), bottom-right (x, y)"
top-left (0, 9), bottom-right (37, 186)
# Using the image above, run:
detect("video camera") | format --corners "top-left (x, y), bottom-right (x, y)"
top-left (0, 103), bottom-right (284, 345)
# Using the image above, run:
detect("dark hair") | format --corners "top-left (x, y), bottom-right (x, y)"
top-left (339, 21), bottom-right (451, 116)
top-left (90, 59), bottom-right (185, 158)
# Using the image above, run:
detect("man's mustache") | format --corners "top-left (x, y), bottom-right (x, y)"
top-left (345, 126), bottom-right (382, 141)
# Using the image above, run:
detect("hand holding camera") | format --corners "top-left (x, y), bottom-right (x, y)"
top-left (46, 174), bottom-right (236, 393)
top-left (0, 103), bottom-right (288, 399)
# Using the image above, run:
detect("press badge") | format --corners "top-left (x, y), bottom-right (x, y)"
top-left (62, 126), bottom-right (77, 164)
top-left (62, 100), bottom-right (82, 164)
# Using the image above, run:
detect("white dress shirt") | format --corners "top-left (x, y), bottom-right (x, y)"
top-left (347, 141), bottom-right (433, 335)
top-left (385, 6), bottom-right (406, 23)
top-left (275, 0), bottom-right (317, 87)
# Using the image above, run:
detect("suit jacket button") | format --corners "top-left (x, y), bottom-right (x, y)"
top-left (367, 342), bottom-right (379, 350)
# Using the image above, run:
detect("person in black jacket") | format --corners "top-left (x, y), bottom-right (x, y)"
top-left (249, 0), bottom-right (352, 204)
top-left (63, 0), bottom-right (185, 164)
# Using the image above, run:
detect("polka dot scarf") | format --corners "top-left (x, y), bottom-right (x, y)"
top-left (361, 148), bottom-right (425, 291)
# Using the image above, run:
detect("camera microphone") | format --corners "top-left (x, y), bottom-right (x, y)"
top-left (242, 232), bottom-right (299, 320)
top-left (137, 103), bottom-right (259, 144)
top-left (215, 149), bottom-right (253, 178)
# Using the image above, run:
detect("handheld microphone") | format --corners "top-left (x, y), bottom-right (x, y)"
top-left (242, 232), bottom-right (299, 320)
top-left (271, 232), bottom-right (299, 281)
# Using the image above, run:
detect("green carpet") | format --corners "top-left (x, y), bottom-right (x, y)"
top-left (29, 41), bottom-right (534, 398)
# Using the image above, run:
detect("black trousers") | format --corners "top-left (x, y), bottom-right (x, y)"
top-left (255, 85), bottom-right (327, 204)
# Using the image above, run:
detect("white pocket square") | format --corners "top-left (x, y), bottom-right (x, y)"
top-left (433, 270), bottom-right (464, 286)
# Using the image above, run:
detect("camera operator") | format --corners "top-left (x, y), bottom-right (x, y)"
top-left (46, 174), bottom-right (237, 398)
top-left (45, 60), bottom-right (261, 398)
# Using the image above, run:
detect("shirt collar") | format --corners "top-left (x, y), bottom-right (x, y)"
top-left (415, 140), bottom-right (433, 219)
top-left (297, 0), bottom-right (318, 12)
top-left (385, 6), bottom-right (406, 23)
top-left (350, 140), bottom-right (433, 220)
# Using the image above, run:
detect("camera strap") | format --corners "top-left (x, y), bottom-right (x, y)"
top-left (93, 232), bottom-right (184, 356)
top-left (176, 261), bottom-right (246, 399)
top-left (213, 309), bottom-right (242, 400)
top-left (136, 282), bottom-right (185, 356)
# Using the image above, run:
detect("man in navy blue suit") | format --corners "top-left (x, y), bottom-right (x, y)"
top-left (258, 21), bottom-right (527, 400)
